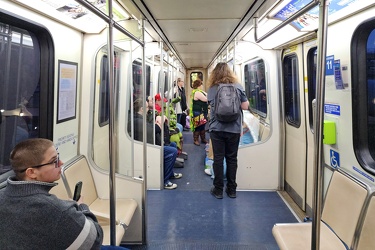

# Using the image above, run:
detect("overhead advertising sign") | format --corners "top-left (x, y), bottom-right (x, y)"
top-left (272, 0), bottom-right (359, 30)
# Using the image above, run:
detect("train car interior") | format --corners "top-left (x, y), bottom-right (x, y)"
top-left (1, 0), bottom-right (375, 249)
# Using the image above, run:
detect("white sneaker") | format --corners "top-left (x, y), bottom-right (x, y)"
top-left (204, 169), bottom-right (212, 175)
top-left (164, 181), bottom-right (177, 189)
top-left (172, 173), bottom-right (182, 179)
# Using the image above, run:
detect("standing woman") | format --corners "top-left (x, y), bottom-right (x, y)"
top-left (207, 63), bottom-right (249, 199)
top-left (175, 78), bottom-right (188, 125)
top-left (190, 79), bottom-right (208, 146)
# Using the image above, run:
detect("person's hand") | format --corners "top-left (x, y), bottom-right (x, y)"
top-left (76, 195), bottom-right (84, 205)
top-left (163, 115), bottom-right (169, 123)
top-left (155, 116), bottom-right (162, 127)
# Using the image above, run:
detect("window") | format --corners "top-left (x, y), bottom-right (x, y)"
top-left (165, 72), bottom-right (169, 97)
top-left (190, 72), bottom-right (203, 88)
top-left (127, 60), bottom-right (154, 144)
top-left (283, 54), bottom-right (301, 127)
top-left (244, 59), bottom-right (267, 117)
top-left (98, 53), bottom-right (120, 127)
top-left (307, 48), bottom-right (317, 130)
top-left (0, 16), bottom-right (53, 175)
top-left (352, 19), bottom-right (375, 174)
top-left (132, 60), bottom-right (151, 100)
top-left (368, 30), bottom-right (375, 162)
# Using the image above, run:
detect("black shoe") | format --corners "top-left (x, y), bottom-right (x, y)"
top-left (174, 161), bottom-right (184, 168)
top-left (225, 188), bottom-right (237, 198)
top-left (210, 187), bottom-right (223, 199)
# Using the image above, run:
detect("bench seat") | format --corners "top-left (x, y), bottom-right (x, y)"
top-left (357, 193), bottom-right (375, 250)
top-left (61, 155), bottom-right (138, 228)
top-left (272, 222), bottom-right (347, 250)
top-left (102, 225), bottom-right (125, 246)
top-left (272, 170), bottom-right (368, 250)
top-left (89, 198), bottom-right (138, 227)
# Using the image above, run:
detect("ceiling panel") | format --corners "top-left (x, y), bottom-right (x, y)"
top-left (158, 19), bottom-right (240, 42)
top-left (173, 42), bottom-right (222, 53)
top-left (138, 0), bottom-right (257, 68)
top-left (143, 0), bottom-right (253, 20)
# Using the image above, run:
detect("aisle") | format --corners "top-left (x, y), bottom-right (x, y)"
top-left (126, 131), bottom-right (298, 249)
top-left (171, 131), bottom-right (212, 191)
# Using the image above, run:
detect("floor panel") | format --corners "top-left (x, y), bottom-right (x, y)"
top-left (125, 131), bottom-right (297, 249)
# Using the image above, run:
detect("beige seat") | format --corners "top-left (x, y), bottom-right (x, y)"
top-left (52, 159), bottom-right (126, 246)
top-left (357, 194), bottom-right (375, 250)
top-left (102, 225), bottom-right (125, 246)
top-left (49, 177), bottom-right (69, 200)
top-left (272, 170), bottom-right (368, 250)
top-left (61, 155), bottom-right (138, 228)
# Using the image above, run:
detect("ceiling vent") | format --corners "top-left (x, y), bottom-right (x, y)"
top-left (189, 28), bottom-right (207, 32)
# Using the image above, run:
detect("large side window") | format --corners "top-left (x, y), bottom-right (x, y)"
top-left (127, 60), bottom-right (153, 143)
top-left (244, 59), bottom-right (267, 117)
top-left (368, 31), bottom-right (375, 162)
top-left (352, 19), bottom-right (375, 174)
top-left (0, 15), bottom-right (53, 176)
top-left (132, 60), bottom-right (151, 100)
top-left (283, 54), bottom-right (301, 127)
top-left (98, 53), bottom-right (120, 127)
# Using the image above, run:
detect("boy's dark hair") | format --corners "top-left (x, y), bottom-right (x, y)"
top-left (10, 138), bottom-right (54, 177)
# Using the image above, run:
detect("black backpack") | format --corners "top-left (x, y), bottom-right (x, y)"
top-left (214, 84), bottom-right (241, 122)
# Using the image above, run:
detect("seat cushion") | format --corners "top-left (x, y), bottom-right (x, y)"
top-left (90, 198), bottom-right (138, 227)
top-left (101, 225), bottom-right (125, 246)
top-left (272, 222), bottom-right (347, 250)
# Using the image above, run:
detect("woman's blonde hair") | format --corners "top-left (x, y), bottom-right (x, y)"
top-left (207, 62), bottom-right (239, 87)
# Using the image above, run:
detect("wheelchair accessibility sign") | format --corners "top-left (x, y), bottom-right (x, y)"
top-left (330, 149), bottom-right (340, 168)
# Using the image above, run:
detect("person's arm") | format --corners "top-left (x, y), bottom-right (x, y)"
top-left (237, 84), bottom-right (249, 110)
top-left (78, 203), bottom-right (103, 249)
top-left (56, 201), bottom-right (103, 250)
top-left (241, 100), bottom-right (249, 110)
top-left (194, 91), bottom-right (207, 102)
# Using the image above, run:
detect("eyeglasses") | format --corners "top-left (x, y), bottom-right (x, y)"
top-left (19, 154), bottom-right (60, 173)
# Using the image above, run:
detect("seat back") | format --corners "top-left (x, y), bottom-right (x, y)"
top-left (61, 155), bottom-right (98, 205)
top-left (49, 177), bottom-right (69, 200)
top-left (357, 194), bottom-right (375, 250)
top-left (321, 171), bottom-right (367, 247)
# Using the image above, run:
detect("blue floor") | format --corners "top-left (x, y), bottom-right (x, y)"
top-left (126, 131), bottom-right (297, 249)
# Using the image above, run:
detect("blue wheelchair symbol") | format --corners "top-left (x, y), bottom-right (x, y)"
top-left (330, 150), bottom-right (340, 168)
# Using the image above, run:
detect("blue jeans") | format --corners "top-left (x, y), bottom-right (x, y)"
top-left (164, 145), bottom-right (178, 184)
top-left (177, 113), bottom-right (182, 124)
top-left (210, 131), bottom-right (240, 192)
top-left (176, 123), bottom-right (183, 133)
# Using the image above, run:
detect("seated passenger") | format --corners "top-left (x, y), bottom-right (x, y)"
top-left (155, 115), bottom-right (182, 189)
top-left (130, 99), bottom-right (182, 189)
top-left (167, 102), bottom-right (184, 155)
top-left (127, 98), bottom-right (154, 144)
top-left (0, 138), bottom-right (103, 249)
top-left (154, 93), bottom-right (167, 114)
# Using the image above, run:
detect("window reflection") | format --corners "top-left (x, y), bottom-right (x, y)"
top-left (367, 30), bottom-right (375, 160)
top-left (244, 59), bottom-right (267, 117)
top-left (0, 24), bottom-right (41, 174)
top-left (283, 55), bottom-right (301, 127)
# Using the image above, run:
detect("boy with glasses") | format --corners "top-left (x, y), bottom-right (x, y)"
top-left (0, 138), bottom-right (103, 249)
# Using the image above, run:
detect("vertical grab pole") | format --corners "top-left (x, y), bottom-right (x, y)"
top-left (107, 0), bottom-right (117, 246)
top-left (159, 42), bottom-right (165, 188)
top-left (311, 0), bottom-right (329, 249)
top-left (141, 18), bottom-right (148, 244)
